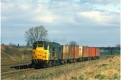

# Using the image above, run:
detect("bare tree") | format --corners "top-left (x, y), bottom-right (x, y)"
top-left (69, 41), bottom-right (77, 46)
top-left (25, 25), bottom-right (48, 46)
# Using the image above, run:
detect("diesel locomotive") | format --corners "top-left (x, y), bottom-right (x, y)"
top-left (31, 41), bottom-right (62, 68)
top-left (31, 41), bottom-right (100, 68)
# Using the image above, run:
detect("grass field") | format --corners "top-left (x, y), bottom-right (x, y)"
top-left (2, 55), bottom-right (120, 80)
top-left (1, 45), bottom-right (120, 80)
top-left (1, 45), bottom-right (32, 61)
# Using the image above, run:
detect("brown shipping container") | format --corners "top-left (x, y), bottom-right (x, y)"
top-left (86, 47), bottom-right (89, 57)
top-left (62, 46), bottom-right (69, 59)
top-left (98, 48), bottom-right (100, 56)
top-left (68, 46), bottom-right (75, 59)
top-left (96, 48), bottom-right (100, 56)
top-left (74, 46), bottom-right (79, 58)
top-left (91, 47), bottom-right (96, 57)
top-left (83, 46), bottom-right (89, 57)
top-left (79, 46), bottom-right (83, 57)
top-left (82, 46), bottom-right (86, 57)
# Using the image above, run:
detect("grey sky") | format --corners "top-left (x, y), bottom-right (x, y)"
top-left (1, 0), bottom-right (120, 47)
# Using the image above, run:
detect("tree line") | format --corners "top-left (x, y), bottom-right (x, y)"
top-left (25, 25), bottom-right (120, 47)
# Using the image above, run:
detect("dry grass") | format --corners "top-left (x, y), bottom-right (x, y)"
top-left (2, 55), bottom-right (120, 80)
top-left (1, 45), bottom-right (32, 62)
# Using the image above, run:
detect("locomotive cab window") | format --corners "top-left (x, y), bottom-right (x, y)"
top-left (38, 44), bottom-right (43, 47)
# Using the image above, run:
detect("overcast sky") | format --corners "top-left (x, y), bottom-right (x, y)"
top-left (1, 0), bottom-right (120, 47)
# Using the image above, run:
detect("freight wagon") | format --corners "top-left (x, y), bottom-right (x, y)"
top-left (31, 41), bottom-right (100, 68)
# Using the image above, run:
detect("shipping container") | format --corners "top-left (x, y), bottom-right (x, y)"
top-left (82, 46), bottom-right (89, 57)
top-left (62, 45), bottom-right (69, 59)
top-left (87, 47), bottom-right (91, 57)
top-left (91, 47), bottom-right (96, 57)
top-left (79, 46), bottom-right (83, 57)
top-left (96, 48), bottom-right (100, 56)
top-left (74, 46), bottom-right (79, 58)
top-left (68, 46), bottom-right (75, 59)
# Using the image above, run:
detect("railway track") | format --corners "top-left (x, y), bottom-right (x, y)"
top-left (1, 60), bottom-right (31, 73)
top-left (1, 60), bottom-right (31, 66)
top-left (1, 60), bottom-right (34, 79)
top-left (1, 68), bottom-right (35, 79)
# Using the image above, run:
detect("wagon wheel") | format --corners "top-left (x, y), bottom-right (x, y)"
top-left (43, 64), bottom-right (47, 68)
top-left (34, 64), bottom-right (39, 69)
top-left (51, 61), bottom-right (55, 66)
top-left (48, 61), bottom-right (52, 67)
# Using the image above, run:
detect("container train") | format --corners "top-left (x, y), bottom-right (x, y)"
top-left (31, 41), bottom-right (100, 68)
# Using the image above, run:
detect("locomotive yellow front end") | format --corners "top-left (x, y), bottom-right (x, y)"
top-left (32, 45), bottom-right (49, 60)
top-left (31, 41), bottom-right (49, 68)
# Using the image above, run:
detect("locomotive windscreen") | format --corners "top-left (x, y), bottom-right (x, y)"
top-left (33, 41), bottom-right (46, 49)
